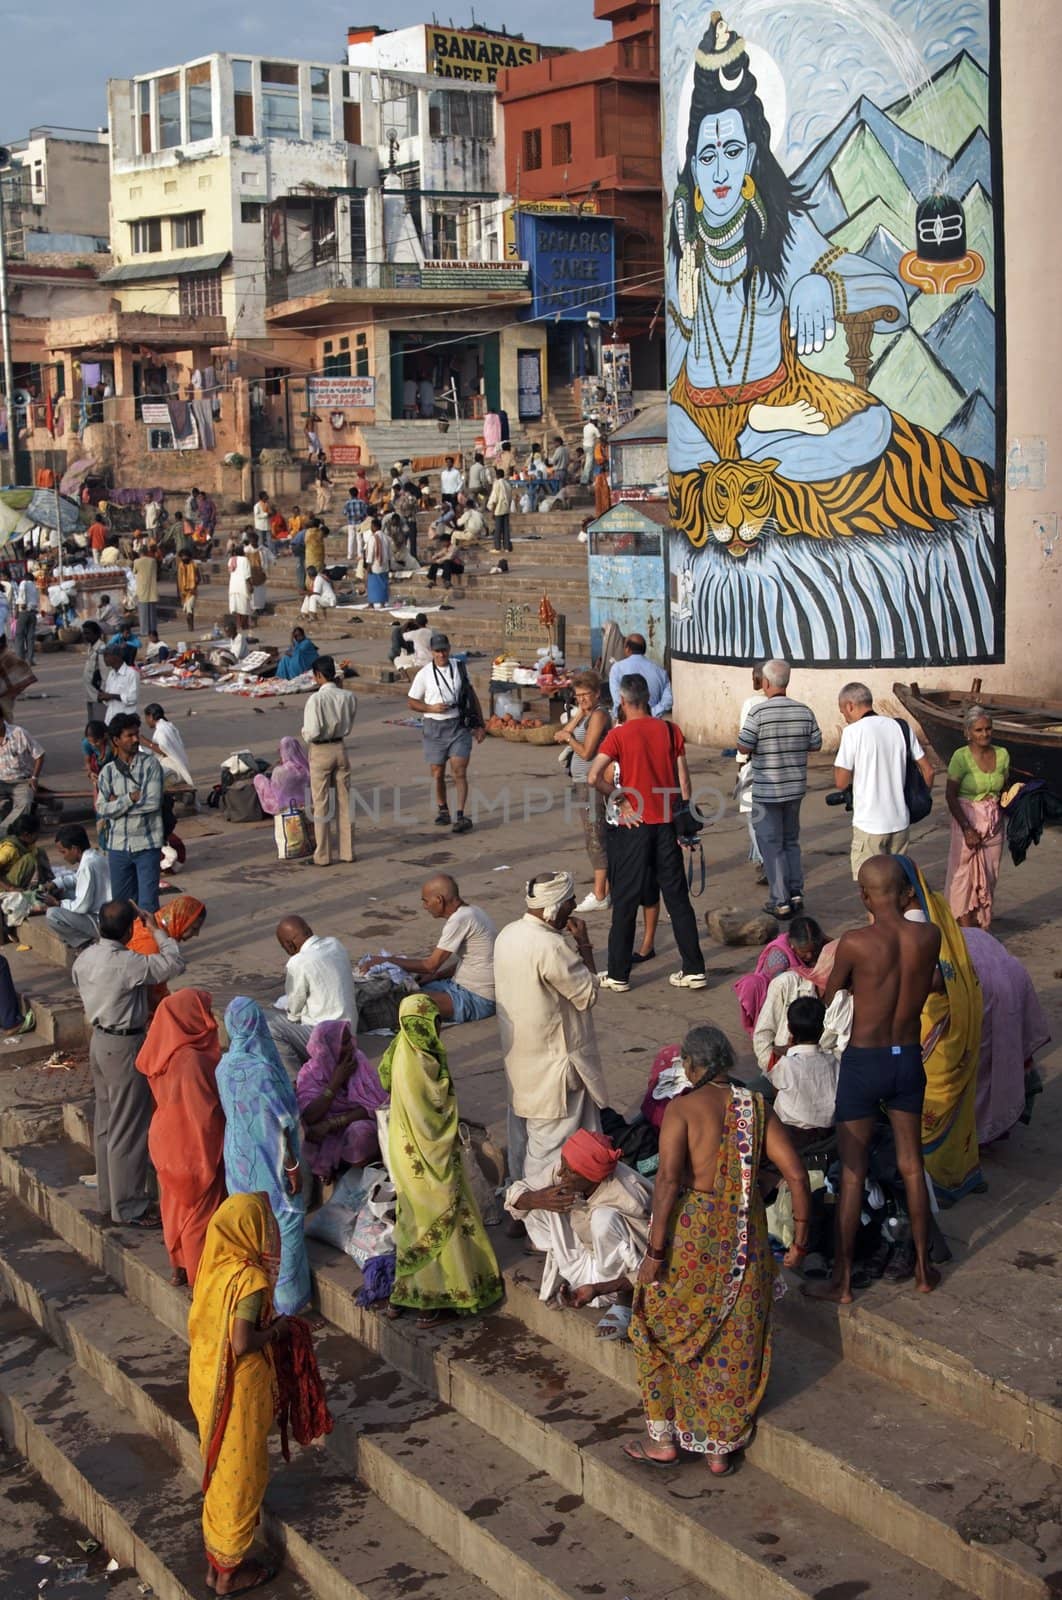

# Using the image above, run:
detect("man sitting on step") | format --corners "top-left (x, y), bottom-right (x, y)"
top-left (72, 899), bottom-right (186, 1226)
top-left (505, 1128), bottom-right (651, 1339)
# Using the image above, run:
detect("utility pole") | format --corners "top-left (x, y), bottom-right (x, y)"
top-left (0, 149), bottom-right (18, 487)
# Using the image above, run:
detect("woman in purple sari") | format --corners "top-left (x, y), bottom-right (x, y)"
top-left (296, 1020), bottom-right (389, 1181)
top-left (963, 929), bottom-right (1051, 1145)
top-left (253, 737), bottom-right (311, 816)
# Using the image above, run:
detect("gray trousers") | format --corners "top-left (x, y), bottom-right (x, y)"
top-left (268, 1014), bottom-right (314, 1076)
top-left (0, 778), bottom-right (34, 830)
top-left (89, 1027), bottom-right (153, 1222)
top-left (15, 611), bottom-right (36, 665)
top-left (46, 906), bottom-right (98, 949)
top-left (754, 797), bottom-right (805, 909)
top-left (518, 1083), bottom-right (603, 1187)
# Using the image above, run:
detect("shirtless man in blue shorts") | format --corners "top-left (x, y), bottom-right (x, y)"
top-left (806, 854), bottom-right (942, 1303)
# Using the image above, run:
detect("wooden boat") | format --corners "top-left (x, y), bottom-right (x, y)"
top-left (893, 679), bottom-right (1062, 791)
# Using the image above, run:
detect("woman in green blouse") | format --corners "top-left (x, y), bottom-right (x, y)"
top-left (944, 705), bottom-right (1010, 928)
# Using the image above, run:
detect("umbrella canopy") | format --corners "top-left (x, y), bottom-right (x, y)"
top-left (26, 489), bottom-right (82, 533)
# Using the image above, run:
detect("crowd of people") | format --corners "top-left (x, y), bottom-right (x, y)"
top-left (0, 474), bottom-right (1051, 1597)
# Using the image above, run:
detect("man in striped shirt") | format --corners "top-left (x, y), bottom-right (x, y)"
top-left (737, 660), bottom-right (822, 920)
top-left (95, 714), bottom-right (165, 914)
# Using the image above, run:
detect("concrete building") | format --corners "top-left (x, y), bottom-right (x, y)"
top-left (3, 129), bottom-right (110, 257)
top-left (496, 0), bottom-right (663, 389)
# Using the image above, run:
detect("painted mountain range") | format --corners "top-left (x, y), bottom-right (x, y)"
top-left (792, 50), bottom-right (997, 463)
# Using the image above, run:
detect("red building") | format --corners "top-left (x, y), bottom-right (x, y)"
top-left (496, 0), bottom-right (663, 391)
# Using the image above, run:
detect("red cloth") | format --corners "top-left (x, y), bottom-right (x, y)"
top-left (641, 1044), bottom-right (683, 1130)
top-left (273, 1317), bottom-right (333, 1459)
top-left (135, 988), bottom-right (225, 1283)
top-left (598, 719), bottom-right (686, 826)
top-left (562, 1129), bottom-right (622, 1184)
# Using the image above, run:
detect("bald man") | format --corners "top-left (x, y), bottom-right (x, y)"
top-left (806, 856), bottom-right (942, 1304)
top-left (361, 874), bottom-right (496, 1023)
top-left (269, 915), bottom-right (359, 1073)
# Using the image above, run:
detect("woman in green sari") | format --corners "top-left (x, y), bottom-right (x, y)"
top-left (379, 993), bottom-right (503, 1326)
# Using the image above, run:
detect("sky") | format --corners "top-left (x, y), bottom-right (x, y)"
top-left (0, 1), bottom-right (609, 141)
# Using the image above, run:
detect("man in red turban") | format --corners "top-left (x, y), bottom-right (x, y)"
top-left (505, 1125), bottom-right (652, 1338)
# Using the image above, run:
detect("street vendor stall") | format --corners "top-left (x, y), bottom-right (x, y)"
top-left (485, 595), bottom-right (572, 739)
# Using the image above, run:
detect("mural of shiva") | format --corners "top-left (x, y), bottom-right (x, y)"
top-left (666, 9), bottom-right (1001, 667)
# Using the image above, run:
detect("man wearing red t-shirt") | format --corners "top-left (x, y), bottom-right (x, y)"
top-left (87, 517), bottom-right (108, 560)
top-left (587, 673), bottom-right (706, 992)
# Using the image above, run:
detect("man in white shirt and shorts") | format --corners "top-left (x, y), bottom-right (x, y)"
top-left (407, 633), bottom-right (484, 835)
top-left (834, 683), bottom-right (936, 879)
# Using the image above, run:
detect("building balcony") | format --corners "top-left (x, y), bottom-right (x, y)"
top-left (266, 257), bottom-right (530, 315)
top-left (497, 36), bottom-right (658, 99)
top-left (46, 308), bottom-right (228, 352)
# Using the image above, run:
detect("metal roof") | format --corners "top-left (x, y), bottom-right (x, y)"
top-left (98, 251), bottom-right (229, 284)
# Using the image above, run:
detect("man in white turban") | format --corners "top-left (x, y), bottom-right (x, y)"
top-left (493, 870), bottom-right (610, 1194)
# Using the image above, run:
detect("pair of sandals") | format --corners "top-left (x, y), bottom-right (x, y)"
top-left (622, 1441), bottom-right (736, 1476)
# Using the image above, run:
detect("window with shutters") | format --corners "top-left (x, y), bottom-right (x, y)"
top-left (522, 128), bottom-right (542, 171)
top-left (130, 217), bottom-right (162, 254)
top-left (342, 72), bottom-right (362, 143)
top-left (172, 211), bottom-right (204, 249)
top-left (261, 61), bottom-right (299, 137)
top-left (138, 80), bottom-right (153, 154)
top-left (551, 123), bottom-right (572, 166)
top-left (186, 62), bottom-right (213, 142)
top-left (158, 73), bottom-right (181, 148)
top-left (233, 60), bottom-right (255, 136)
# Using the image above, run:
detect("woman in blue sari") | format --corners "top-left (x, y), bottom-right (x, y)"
top-left (274, 627), bottom-right (319, 682)
top-left (215, 996), bottom-right (312, 1314)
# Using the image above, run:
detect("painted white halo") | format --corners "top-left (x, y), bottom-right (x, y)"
top-left (671, 38), bottom-right (788, 181)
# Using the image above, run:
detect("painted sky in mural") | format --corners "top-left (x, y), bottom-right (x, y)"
top-left (664, 0), bottom-right (1002, 668)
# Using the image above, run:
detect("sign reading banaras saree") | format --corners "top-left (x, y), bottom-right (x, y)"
top-left (663, 3), bottom-right (1002, 667)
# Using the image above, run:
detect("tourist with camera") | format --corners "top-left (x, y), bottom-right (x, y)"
top-left (834, 683), bottom-right (935, 880)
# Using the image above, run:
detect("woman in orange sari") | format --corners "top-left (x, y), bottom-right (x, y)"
top-left (136, 988), bottom-right (226, 1287)
top-left (127, 894), bottom-right (207, 1011)
top-left (189, 1192), bottom-right (292, 1594)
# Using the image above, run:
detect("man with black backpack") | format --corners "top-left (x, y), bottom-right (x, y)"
top-left (834, 683), bottom-right (936, 880)
top-left (407, 633), bottom-right (484, 835)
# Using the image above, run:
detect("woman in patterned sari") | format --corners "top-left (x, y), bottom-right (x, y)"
top-left (379, 993), bottom-right (503, 1327)
top-left (189, 1191), bottom-right (292, 1594)
top-left (627, 1025), bottom-right (809, 1473)
top-left (897, 858), bottom-right (985, 1204)
top-left (215, 997), bottom-right (311, 1316)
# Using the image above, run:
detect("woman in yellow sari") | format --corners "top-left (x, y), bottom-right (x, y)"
top-left (188, 1192), bottom-right (292, 1595)
top-left (379, 993), bottom-right (503, 1327)
top-left (897, 858), bottom-right (985, 1205)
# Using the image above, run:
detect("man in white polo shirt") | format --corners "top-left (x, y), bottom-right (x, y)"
top-left (834, 683), bottom-right (936, 879)
top-left (407, 633), bottom-right (484, 836)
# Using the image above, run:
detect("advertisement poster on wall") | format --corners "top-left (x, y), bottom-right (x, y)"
top-left (662, 2), bottom-right (1003, 668)
top-left (601, 343), bottom-right (634, 431)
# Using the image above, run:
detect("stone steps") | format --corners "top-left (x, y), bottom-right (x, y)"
top-left (0, 1162), bottom-right (725, 1600)
top-left (7, 1134), bottom-right (1049, 1600)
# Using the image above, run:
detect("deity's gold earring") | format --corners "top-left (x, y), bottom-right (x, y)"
top-left (741, 173), bottom-right (756, 200)
top-left (693, 188), bottom-right (704, 213)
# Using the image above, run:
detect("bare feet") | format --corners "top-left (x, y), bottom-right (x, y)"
top-left (916, 1265), bottom-right (941, 1294)
top-left (802, 1278), bottom-right (854, 1306)
top-left (170, 1267), bottom-right (188, 1287)
top-left (748, 399), bottom-right (829, 436)
top-left (416, 1309), bottom-right (458, 1329)
top-left (205, 1564), bottom-right (216, 1591)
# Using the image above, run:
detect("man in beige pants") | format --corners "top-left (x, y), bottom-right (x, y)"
top-left (301, 655), bottom-right (356, 866)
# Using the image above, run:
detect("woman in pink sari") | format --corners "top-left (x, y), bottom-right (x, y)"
top-left (945, 707), bottom-right (1010, 928)
top-left (733, 916), bottom-right (829, 1035)
top-left (296, 1020), bottom-right (389, 1181)
top-left (253, 737), bottom-right (310, 816)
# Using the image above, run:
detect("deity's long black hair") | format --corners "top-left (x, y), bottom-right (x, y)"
top-left (669, 37), bottom-right (810, 302)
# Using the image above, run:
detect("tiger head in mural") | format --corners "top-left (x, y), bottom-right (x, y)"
top-left (671, 458), bottom-right (780, 557)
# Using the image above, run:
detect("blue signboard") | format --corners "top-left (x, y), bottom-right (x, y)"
top-left (517, 213), bottom-right (616, 322)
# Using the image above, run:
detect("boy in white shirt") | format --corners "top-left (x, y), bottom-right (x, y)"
top-left (769, 996), bottom-right (839, 1145)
